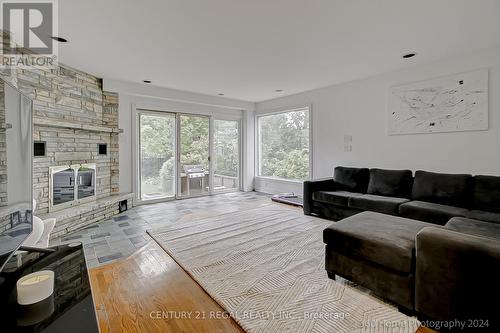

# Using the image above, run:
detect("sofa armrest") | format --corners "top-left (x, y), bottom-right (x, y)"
top-left (303, 178), bottom-right (335, 214)
top-left (415, 227), bottom-right (500, 325)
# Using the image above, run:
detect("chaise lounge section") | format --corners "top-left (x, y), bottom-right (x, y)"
top-left (415, 220), bottom-right (500, 329)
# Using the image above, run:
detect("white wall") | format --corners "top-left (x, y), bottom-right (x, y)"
top-left (242, 109), bottom-right (255, 191)
top-left (254, 177), bottom-right (303, 196)
top-left (255, 46), bottom-right (500, 194)
top-left (102, 79), bottom-right (255, 196)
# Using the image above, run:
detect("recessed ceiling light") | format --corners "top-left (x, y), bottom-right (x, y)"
top-left (218, 93), bottom-right (225, 96)
top-left (142, 80), bottom-right (152, 84)
top-left (402, 52), bottom-right (417, 59)
top-left (275, 89), bottom-right (283, 92)
top-left (51, 36), bottom-right (68, 43)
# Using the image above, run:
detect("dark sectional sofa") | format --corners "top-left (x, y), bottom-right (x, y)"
top-left (304, 167), bottom-right (500, 330)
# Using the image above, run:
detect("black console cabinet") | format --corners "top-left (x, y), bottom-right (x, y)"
top-left (0, 244), bottom-right (99, 333)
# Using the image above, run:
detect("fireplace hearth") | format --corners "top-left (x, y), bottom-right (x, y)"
top-left (49, 164), bottom-right (97, 212)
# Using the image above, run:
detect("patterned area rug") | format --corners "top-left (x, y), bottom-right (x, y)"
top-left (148, 204), bottom-right (420, 333)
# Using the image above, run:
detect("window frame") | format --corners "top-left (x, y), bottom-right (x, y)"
top-left (255, 105), bottom-right (313, 182)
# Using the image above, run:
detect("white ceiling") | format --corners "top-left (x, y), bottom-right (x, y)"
top-left (59, 0), bottom-right (500, 102)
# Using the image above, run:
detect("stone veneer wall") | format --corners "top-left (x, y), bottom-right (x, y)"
top-left (103, 91), bottom-right (120, 194)
top-left (31, 68), bottom-right (119, 213)
top-left (0, 82), bottom-right (6, 206)
top-left (0, 30), bottom-right (127, 237)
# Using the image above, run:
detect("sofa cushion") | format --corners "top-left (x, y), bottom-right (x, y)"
top-left (446, 217), bottom-right (500, 241)
top-left (312, 191), bottom-right (363, 206)
top-left (411, 170), bottom-right (472, 208)
top-left (348, 194), bottom-right (410, 215)
top-left (324, 212), bottom-right (437, 273)
top-left (464, 210), bottom-right (500, 224)
top-left (367, 168), bottom-right (413, 198)
top-left (399, 200), bottom-right (468, 225)
top-left (472, 175), bottom-right (500, 213)
top-left (333, 167), bottom-right (369, 193)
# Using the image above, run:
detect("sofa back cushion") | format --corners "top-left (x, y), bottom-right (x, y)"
top-left (412, 170), bottom-right (472, 208)
top-left (333, 167), bottom-right (369, 193)
top-left (472, 175), bottom-right (500, 213)
top-left (367, 169), bottom-right (413, 198)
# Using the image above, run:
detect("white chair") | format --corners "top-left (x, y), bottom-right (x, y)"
top-left (21, 199), bottom-right (56, 249)
top-left (34, 217), bottom-right (56, 248)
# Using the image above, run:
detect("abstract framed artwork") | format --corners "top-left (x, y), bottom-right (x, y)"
top-left (388, 69), bottom-right (488, 135)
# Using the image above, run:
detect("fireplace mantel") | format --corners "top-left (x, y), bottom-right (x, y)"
top-left (34, 117), bottom-right (123, 134)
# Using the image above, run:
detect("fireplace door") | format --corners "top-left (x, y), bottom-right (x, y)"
top-left (77, 165), bottom-right (96, 200)
top-left (49, 164), bottom-right (97, 212)
top-left (52, 168), bottom-right (75, 206)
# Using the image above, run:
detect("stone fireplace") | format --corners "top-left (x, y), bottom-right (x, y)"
top-left (0, 31), bottom-right (133, 239)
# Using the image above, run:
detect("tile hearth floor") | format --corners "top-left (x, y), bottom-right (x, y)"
top-left (50, 192), bottom-right (271, 269)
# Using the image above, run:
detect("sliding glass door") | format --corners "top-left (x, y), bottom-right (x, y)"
top-left (213, 119), bottom-right (239, 193)
top-left (138, 112), bottom-right (176, 201)
top-left (136, 110), bottom-right (240, 203)
top-left (178, 114), bottom-right (210, 198)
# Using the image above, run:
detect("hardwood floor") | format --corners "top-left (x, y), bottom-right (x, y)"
top-left (89, 239), bottom-right (436, 333)
top-left (89, 240), bottom-right (244, 333)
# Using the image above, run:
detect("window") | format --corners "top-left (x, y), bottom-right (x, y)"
top-left (257, 107), bottom-right (310, 180)
top-left (213, 119), bottom-right (240, 192)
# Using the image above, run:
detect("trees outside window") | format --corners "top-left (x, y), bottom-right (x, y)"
top-left (139, 114), bottom-right (176, 198)
top-left (258, 108), bottom-right (310, 181)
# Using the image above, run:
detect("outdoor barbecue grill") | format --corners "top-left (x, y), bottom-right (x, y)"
top-left (183, 165), bottom-right (205, 179)
top-left (183, 165), bottom-right (206, 195)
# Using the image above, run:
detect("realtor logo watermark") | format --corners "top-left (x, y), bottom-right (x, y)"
top-left (1, 0), bottom-right (58, 68)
